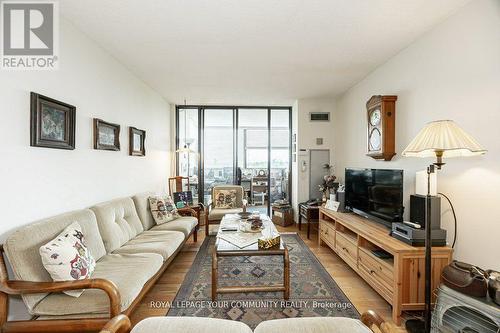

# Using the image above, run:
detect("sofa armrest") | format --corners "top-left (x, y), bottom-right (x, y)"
top-left (100, 314), bottom-right (131, 333)
top-left (0, 278), bottom-right (122, 317)
top-left (205, 202), bottom-right (214, 215)
top-left (361, 310), bottom-right (395, 333)
top-left (177, 207), bottom-right (197, 217)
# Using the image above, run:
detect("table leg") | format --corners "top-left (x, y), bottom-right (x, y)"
top-left (211, 251), bottom-right (218, 301)
top-left (284, 247), bottom-right (290, 300)
top-left (193, 209), bottom-right (200, 242)
top-left (307, 218), bottom-right (311, 239)
top-left (298, 213), bottom-right (302, 231)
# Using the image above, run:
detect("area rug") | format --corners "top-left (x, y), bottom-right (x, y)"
top-left (167, 234), bottom-right (359, 329)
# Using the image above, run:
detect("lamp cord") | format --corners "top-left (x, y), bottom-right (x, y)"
top-left (438, 192), bottom-right (457, 248)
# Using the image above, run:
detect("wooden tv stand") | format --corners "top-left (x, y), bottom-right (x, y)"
top-left (318, 208), bottom-right (453, 325)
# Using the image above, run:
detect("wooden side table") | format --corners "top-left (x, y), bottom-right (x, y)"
top-left (178, 203), bottom-right (203, 242)
top-left (298, 203), bottom-right (320, 239)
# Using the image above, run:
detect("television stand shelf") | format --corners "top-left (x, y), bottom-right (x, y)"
top-left (319, 207), bottom-right (453, 326)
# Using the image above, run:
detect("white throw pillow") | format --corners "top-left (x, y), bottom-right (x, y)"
top-left (39, 222), bottom-right (96, 297)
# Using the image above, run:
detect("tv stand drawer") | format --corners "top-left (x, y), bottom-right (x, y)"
top-left (358, 248), bottom-right (394, 290)
top-left (320, 221), bottom-right (335, 247)
top-left (335, 233), bottom-right (357, 265)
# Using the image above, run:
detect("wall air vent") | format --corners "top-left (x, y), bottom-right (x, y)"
top-left (309, 112), bottom-right (330, 122)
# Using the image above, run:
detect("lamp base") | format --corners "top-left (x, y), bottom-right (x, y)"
top-left (405, 319), bottom-right (426, 333)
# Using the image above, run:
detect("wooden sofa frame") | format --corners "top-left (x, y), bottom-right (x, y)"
top-left (0, 208), bottom-right (198, 333)
top-left (97, 310), bottom-right (395, 333)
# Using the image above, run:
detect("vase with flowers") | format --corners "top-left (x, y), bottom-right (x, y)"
top-left (318, 164), bottom-right (339, 202)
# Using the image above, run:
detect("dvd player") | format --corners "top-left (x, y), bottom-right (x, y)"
top-left (391, 222), bottom-right (447, 246)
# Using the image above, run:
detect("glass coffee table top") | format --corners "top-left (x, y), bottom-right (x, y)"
top-left (215, 214), bottom-right (285, 252)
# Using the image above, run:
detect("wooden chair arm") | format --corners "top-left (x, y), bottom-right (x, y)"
top-left (177, 207), bottom-right (197, 217)
top-left (361, 310), bottom-right (395, 333)
top-left (100, 314), bottom-right (131, 333)
top-left (0, 278), bottom-right (121, 317)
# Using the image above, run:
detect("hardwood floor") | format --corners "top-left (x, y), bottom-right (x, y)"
top-left (131, 223), bottom-right (408, 332)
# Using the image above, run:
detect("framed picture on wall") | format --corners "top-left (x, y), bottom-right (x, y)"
top-left (93, 118), bottom-right (120, 151)
top-left (30, 92), bottom-right (76, 150)
top-left (129, 126), bottom-right (146, 156)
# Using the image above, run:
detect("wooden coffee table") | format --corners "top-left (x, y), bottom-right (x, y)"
top-left (211, 215), bottom-right (290, 301)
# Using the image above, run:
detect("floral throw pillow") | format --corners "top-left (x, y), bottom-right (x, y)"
top-left (39, 222), bottom-right (96, 298)
top-left (149, 196), bottom-right (179, 225)
top-left (214, 189), bottom-right (237, 209)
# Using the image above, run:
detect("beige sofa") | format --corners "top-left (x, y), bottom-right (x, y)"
top-left (0, 192), bottom-right (198, 333)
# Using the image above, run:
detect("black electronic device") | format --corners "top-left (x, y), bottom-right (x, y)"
top-left (305, 198), bottom-right (321, 206)
top-left (335, 191), bottom-right (348, 213)
top-left (371, 249), bottom-right (393, 260)
top-left (391, 222), bottom-right (447, 246)
top-left (410, 194), bottom-right (441, 229)
top-left (345, 168), bottom-right (404, 228)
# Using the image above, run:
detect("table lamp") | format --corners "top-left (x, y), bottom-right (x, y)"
top-left (402, 120), bottom-right (486, 333)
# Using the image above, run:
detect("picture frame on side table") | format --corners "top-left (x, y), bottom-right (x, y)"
top-left (129, 127), bottom-right (146, 156)
top-left (93, 118), bottom-right (120, 151)
top-left (30, 92), bottom-right (76, 150)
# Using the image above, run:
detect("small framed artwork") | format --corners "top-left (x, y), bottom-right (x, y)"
top-left (173, 191), bottom-right (193, 206)
top-left (129, 127), bottom-right (146, 156)
top-left (30, 92), bottom-right (76, 150)
top-left (93, 118), bottom-right (120, 151)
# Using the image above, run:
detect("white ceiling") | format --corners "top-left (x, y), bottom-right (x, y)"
top-left (60, 0), bottom-right (470, 105)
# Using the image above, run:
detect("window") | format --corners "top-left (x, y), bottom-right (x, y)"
top-left (176, 106), bottom-right (292, 211)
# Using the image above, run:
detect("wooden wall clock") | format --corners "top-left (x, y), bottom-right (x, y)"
top-left (366, 95), bottom-right (397, 161)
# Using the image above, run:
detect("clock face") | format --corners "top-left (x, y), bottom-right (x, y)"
top-left (370, 109), bottom-right (381, 126)
top-left (369, 128), bottom-right (381, 151)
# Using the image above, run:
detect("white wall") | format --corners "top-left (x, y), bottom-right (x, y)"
top-left (295, 98), bottom-right (336, 205)
top-left (0, 19), bottom-right (172, 317)
top-left (334, 0), bottom-right (500, 270)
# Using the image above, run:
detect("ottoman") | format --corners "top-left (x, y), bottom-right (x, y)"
top-left (254, 317), bottom-right (373, 333)
top-left (131, 317), bottom-right (253, 333)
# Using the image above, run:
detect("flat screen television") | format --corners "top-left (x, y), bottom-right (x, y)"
top-left (345, 168), bottom-right (404, 228)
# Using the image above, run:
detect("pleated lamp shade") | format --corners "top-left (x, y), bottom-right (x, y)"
top-left (402, 120), bottom-right (486, 158)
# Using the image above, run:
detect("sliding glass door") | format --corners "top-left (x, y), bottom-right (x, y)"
top-left (176, 106), bottom-right (292, 214)
top-left (177, 108), bottom-right (200, 203)
top-left (237, 109), bottom-right (269, 213)
top-left (270, 109), bottom-right (291, 206)
top-left (203, 109), bottom-right (235, 203)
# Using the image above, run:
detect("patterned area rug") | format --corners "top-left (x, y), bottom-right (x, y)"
top-left (167, 234), bottom-right (359, 328)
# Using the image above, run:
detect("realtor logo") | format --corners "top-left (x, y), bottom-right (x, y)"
top-left (1, 1), bottom-right (59, 70)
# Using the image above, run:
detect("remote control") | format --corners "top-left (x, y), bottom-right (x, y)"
top-left (403, 221), bottom-right (421, 229)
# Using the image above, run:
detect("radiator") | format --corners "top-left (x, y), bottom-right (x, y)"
top-left (432, 285), bottom-right (500, 333)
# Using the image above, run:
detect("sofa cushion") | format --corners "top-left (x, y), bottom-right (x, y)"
top-left (132, 192), bottom-right (156, 230)
top-left (254, 317), bottom-right (371, 333)
top-left (112, 230), bottom-right (184, 261)
top-left (39, 222), bottom-right (96, 298)
top-left (33, 253), bottom-right (163, 316)
top-left (208, 207), bottom-right (243, 221)
top-left (149, 196), bottom-right (179, 225)
top-left (4, 209), bottom-right (106, 313)
top-left (211, 185), bottom-right (244, 207)
top-left (151, 216), bottom-right (197, 238)
top-left (214, 189), bottom-right (237, 208)
top-left (90, 197), bottom-right (144, 253)
top-left (131, 317), bottom-right (253, 333)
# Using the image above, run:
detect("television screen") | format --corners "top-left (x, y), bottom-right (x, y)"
top-left (345, 168), bottom-right (404, 227)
